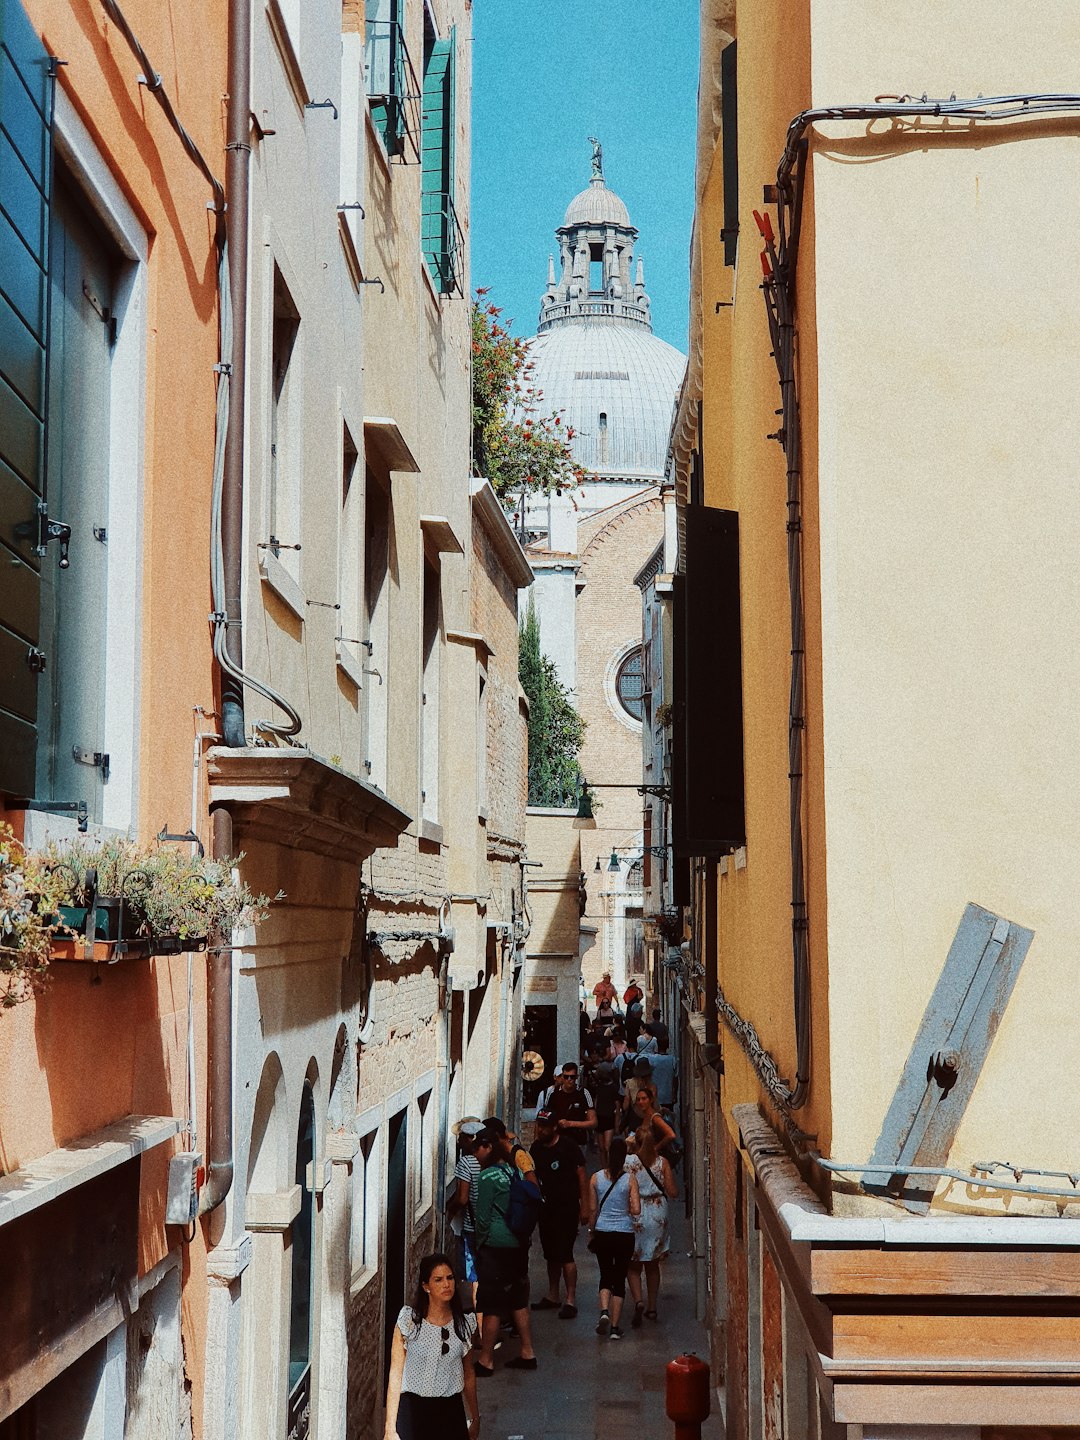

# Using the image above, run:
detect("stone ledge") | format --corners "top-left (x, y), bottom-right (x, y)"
top-left (0, 1115), bottom-right (179, 1228)
top-left (207, 747), bottom-right (411, 862)
top-left (245, 1184), bottom-right (302, 1232)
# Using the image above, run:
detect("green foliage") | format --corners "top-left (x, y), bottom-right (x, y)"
top-left (519, 598), bottom-right (585, 807)
top-left (472, 290), bottom-right (584, 501)
top-left (35, 835), bottom-right (280, 942)
top-left (0, 824), bottom-right (55, 1008)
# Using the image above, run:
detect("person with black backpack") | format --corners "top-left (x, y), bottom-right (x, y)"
top-left (471, 1129), bottom-right (539, 1376)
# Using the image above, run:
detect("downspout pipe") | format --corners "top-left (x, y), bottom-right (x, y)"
top-left (200, 805), bottom-right (235, 1222)
top-left (220, 0), bottom-right (252, 749)
top-left (199, 0), bottom-right (251, 1219)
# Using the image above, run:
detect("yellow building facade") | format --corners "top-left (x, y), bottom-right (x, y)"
top-left (670, 2), bottom-right (1080, 1434)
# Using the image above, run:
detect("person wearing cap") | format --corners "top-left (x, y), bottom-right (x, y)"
top-left (482, 1116), bottom-right (540, 1191)
top-left (528, 1110), bottom-right (588, 1319)
top-left (447, 1119), bottom-right (486, 1317)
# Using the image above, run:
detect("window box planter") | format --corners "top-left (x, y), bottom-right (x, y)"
top-left (1, 826), bottom-right (275, 1004)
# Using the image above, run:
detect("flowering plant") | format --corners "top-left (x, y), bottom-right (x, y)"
top-left (0, 824), bottom-right (56, 1008)
top-left (471, 292), bottom-right (584, 501)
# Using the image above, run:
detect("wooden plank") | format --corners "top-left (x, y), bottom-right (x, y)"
top-left (811, 1246), bottom-right (1080, 1299)
top-left (833, 1382), bottom-right (1080, 1428)
top-left (831, 1312), bottom-right (1080, 1367)
top-left (867, 903), bottom-right (1034, 1211)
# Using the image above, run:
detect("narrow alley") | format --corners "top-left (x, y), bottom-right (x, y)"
top-left (475, 1174), bottom-right (723, 1440)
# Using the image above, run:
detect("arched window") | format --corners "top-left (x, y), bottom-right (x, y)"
top-left (615, 647), bottom-right (645, 722)
top-left (288, 1082), bottom-right (315, 1439)
top-left (598, 411), bottom-right (608, 466)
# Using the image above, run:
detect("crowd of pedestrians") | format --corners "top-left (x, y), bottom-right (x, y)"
top-left (385, 984), bottom-right (683, 1436)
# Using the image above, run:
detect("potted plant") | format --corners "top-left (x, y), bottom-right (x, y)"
top-left (36, 835), bottom-right (278, 962)
top-left (0, 824), bottom-right (57, 1007)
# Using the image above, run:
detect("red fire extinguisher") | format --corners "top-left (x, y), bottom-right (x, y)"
top-left (665, 1352), bottom-right (711, 1440)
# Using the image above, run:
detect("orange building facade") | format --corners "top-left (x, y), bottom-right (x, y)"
top-left (0, 0), bottom-right (225, 1431)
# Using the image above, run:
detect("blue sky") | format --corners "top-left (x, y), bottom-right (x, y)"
top-left (470, 0), bottom-right (699, 353)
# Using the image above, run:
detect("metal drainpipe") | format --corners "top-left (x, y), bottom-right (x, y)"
top-left (200, 805), bottom-right (235, 1224)
top-left (200, 0), bottom-right (251, 1218)
top-left (220, 0), bottom-right (251, 748)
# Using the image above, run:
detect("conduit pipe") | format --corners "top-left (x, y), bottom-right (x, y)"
top-left (200, 805), bottom-right (235, 1221)
top-left (218, 0), bottom-right (250, 749)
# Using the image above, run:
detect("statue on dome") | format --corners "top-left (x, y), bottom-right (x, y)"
top-left (587, 135), bottom-right (603, 181)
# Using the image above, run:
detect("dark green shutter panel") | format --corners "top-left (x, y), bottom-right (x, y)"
top-left (421, 29), bottom-right (455, 292)
top-left (720, 41), bottom-right (738, 267)
top-left (0, 0), bottom-right (53, 797)
top-left (672, 505), bottom-right (746, 858)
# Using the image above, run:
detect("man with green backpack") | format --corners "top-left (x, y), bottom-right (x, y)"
top-left (471, 1127), bottom-right (540, 1375)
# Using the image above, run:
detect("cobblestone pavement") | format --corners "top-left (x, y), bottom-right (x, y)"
top-left (473, 1172), bottom-right (724, 1440)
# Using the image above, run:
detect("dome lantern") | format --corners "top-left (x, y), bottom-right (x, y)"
top-left (539, 138), bottom-right (651, 335)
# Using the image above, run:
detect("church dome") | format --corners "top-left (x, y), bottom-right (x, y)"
top-left (562, 178), bottom-right (631, 229)
top-left (526, 322), bottom-right (685, 478)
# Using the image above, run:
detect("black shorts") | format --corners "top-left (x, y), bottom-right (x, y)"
top-left (476, 1244), bottom-right (529, 1315)
top-left (395, 1393), bottom-right (467, 1440)
top-left (595, 1109), bottom-right (616, 1131)
top-left (538, 1205), bottom-right (579, 1264)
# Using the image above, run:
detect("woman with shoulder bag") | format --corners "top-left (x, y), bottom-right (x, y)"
top-left (626, 1127), bottom-right (679, 1325)
top-left (385, 1253), bottom-right (480, 1440)
top-left (586, 1136), bottom-right (640, 1339)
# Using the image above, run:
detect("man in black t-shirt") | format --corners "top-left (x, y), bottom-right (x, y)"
top-left (536, 1062), bottom-right (596, 1137)
top-left (529, 1110), bottom-right (588, 1319)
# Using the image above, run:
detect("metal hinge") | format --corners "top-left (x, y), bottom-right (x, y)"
top-left (35, 502), bottom-right (71, 567)
top-left (72, 746), bottom-right (110, 782)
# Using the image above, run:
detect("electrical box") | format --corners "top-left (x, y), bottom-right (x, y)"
top-left (166, 1151), bottom-right (203, 1225)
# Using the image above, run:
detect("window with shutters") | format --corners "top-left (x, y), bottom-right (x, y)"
top-left (420, 20), bottom-right (461, 293)
top-left (720, 41), bottom-right (739, 267)
top-left (0, 0), bottom-right (54, 801)
top-left (268, 267), bottom-right (302, 585)
top-left (672, 504), bottom-right (746, 858)
top-left (336, 420), bottom-right (363, 694)
top-left (2, 8), bottom-right (144, 829)
top-left (363, 467), bottom-right (392, 789)
top-left (365, 0), bottom-right (420, 163)
top-left (420, 561), bottom-right (441, 824)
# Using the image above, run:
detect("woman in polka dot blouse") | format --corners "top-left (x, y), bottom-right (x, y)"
top-left (384, 1252), bottom-right (480, 1440)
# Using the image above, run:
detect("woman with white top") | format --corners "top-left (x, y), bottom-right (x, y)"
top-left (384, 1252), bottom-right (480, 1440)
top-left (587, 1136), bottom-right (641, 1338)
top-left (626, 1125), bottom-right (679, 1325)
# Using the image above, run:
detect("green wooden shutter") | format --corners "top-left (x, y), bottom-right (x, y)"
top-left (421, 27), bottom-right (455, 292)
top-left (720, 41), bottom-right (738, 267)
top-left (0, 0), bottom-right (53, 797)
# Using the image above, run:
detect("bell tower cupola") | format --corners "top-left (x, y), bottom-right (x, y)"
top-left (538, 138), bottom-right (652, 334)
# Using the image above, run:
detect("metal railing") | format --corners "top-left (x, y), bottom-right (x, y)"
top-left (364, 19), bottom-right (421, 163)
top-left (422, 191), bottom-right (465, 295)
top-left (538, 298), bottom-right (651, 331)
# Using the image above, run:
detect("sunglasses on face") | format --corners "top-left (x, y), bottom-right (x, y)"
top-left (441, 1327), bottom-right (450, 1356)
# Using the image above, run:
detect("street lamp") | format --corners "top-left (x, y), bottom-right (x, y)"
top-left (575, 777), bottom-right (672, 823)
top-left (597, 844), bottom-right (671, 872)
